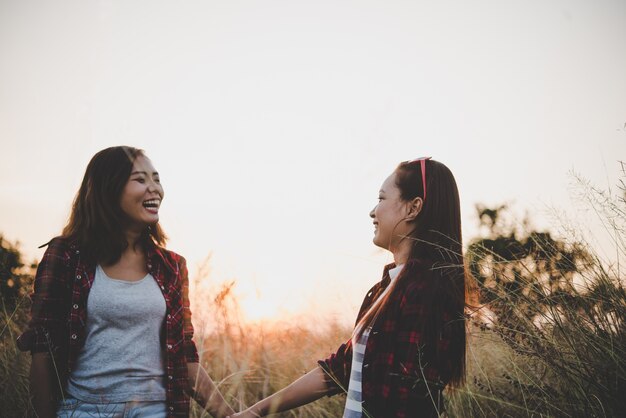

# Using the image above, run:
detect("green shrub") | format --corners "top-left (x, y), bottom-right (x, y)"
top-left (448, 166), bottom-right (626, 418)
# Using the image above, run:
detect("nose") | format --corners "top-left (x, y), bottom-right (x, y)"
top-left (369, 207), bottom-right (375, 218)
top-left (147, 178), bottom-right (162, 194)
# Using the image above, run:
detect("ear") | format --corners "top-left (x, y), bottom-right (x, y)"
top-left (405, 197), bottom-right (423, 221)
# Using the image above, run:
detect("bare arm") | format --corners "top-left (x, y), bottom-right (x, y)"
top-left (30, 352), bottom-right (58, 418)
top-left (187, 362), bottom-right (236, 418)
top-left (232, 367), bottom-right (329, 417)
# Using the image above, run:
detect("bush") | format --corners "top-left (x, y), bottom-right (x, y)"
top-left (447, 166), bottom-right (626, 417)
top-left (0, 237), bottom-right (35, 416)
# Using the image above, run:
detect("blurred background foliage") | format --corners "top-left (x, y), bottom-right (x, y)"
top-left (1, 166), bottom-right (625, 417)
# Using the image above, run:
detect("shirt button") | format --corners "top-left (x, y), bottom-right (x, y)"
top-left (76, 274), bottom-right (81, 280)
top-left (169, 406), bottom-right (174, 411)
top-left (73, 304), bottom-right (78, 309)
top-left (168, 375), bottom-right (173, 380)
top-left (167, 314), bottom-right (171, 319)
top-left (160, 285), bottom-right (165, 290)
top-left (71, 334), bottom-right (77, 340)
top-left (75, 250), bottom-right (80, 255)
top-left (167, 344), bottom-right (172, 349)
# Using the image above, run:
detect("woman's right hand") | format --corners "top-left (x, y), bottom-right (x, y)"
top-left (227, 367), bottom-right (329, 418)
top-left (30, 352), bottom-right (58, 418)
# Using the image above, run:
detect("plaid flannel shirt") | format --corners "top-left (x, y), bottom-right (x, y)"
top-left (17, 237), bottom-right (199, 417)
top-left (318, 260), bottom-right (453, 418)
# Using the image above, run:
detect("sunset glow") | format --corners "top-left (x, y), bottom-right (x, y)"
top-left (1, 0), bottom-right (624, 326)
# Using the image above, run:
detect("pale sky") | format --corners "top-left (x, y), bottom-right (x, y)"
top-left (1, 0), bottom-right (625, 325)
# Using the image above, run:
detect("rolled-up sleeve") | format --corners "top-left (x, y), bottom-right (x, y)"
top-left (317, 281), bottom-right (382, 398)
top-left (17, 239), bottom-right (70, 354)
top-left (317, 338), bottom-right (353, 396)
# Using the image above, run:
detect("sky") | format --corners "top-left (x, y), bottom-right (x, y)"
top-left (1, 0), bottom-right (625, 326)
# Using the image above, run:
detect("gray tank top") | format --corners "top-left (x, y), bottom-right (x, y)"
top-left (66, 265), bottom-right (167, 403)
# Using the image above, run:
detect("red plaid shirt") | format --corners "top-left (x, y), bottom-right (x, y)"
top-left (17, 237), bottom-right (199, 417)
top-left (318, 260), bottom-right (453, 418)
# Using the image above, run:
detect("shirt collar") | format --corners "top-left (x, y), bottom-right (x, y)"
top-left (388, 264), bottom-right (404, 281)
top-left (144, 240), bottom-right (176, 273)
top-left (381, 258), bottom-right (427, 285)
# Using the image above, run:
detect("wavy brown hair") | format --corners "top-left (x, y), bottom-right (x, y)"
top-left (355, 159), bottom-right (468, 387)
top-left (61, 146), bottom-right (167, 264)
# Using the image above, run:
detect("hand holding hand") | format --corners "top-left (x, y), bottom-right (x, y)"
top-left (226, 409), bottom-right (261, 418)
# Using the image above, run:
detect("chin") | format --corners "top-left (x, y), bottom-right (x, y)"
top-left (140, 219), bottom-right (158, 230)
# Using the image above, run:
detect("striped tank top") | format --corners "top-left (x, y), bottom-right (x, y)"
top-left (342, 264), bottom-right (404, 418)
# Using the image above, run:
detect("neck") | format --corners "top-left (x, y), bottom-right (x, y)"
top-left (125, 228), bottom-right (143, 251)
top-left (391, 240), bottom-right (411, 265)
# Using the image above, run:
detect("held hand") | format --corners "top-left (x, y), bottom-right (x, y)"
top-left (228, 368), bottom-right (327, 418)
top-left (227, 409), bottom-right (261, 418)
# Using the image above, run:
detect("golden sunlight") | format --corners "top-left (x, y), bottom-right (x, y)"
top-left (237, 293), bottom-right (283, 323)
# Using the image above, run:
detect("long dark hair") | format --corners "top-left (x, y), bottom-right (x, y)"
top-left (61, 146), bottom-right (167, 264)
top-left (356, 159), bottom-right (467, 387)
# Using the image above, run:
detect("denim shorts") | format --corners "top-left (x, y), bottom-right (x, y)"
top-left (57, 396), bottom-right (167, 418)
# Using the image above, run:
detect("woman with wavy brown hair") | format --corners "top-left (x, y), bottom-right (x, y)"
top-left (18, 146), bottom-right (234, 417)
top-left (230, 157), bottom-right (468, 418)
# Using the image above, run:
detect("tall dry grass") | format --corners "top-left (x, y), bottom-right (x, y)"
top-left (1, 293), bottom-right (32, 416)
top-left (188, 272), bottom-right (348, 417)
top-left (2, 165), bottom-right (625, 417)
top-left (1, 258), bottom-right (350, 417)
top-left (3, 252), bottom-right (624, 417)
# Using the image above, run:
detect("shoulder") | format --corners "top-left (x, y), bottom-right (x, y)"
top-left (364, 280), bottom-right (383, 299)
top-left (399, 259), bottom-right (433, 286)
top-left (32, 236), bottom-right (81, 286)
top-left (40, 236), bottom-right (77, 260)
top-left (152, 245), bottom-right (187, 273)
top-left (44, 235), bottom-right (71, 249)
top-left (157, 246), bottom-right (184, 262)
top-left (395, 261), bottom-right (436, 307)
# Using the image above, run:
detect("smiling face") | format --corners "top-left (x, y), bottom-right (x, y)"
top-left (119, 155), bottom-right (164, 232)
top-left (369, 172), bottom-right (411, 252)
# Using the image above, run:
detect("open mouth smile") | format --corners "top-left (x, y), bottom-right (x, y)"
top-left (142, 199), bottom-right (161, 212)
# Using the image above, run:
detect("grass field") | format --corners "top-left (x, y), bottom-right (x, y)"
top-left (2, 170), bottom-right (625, 417)
top-left (2, 248), bottom-right (624, 417)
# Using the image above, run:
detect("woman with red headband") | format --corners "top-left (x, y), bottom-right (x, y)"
top-left (230, 157), bottom-right (468, 418)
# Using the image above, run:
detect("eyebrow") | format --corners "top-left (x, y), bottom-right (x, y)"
top-left (131, 171), bottom-right (159, 176)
